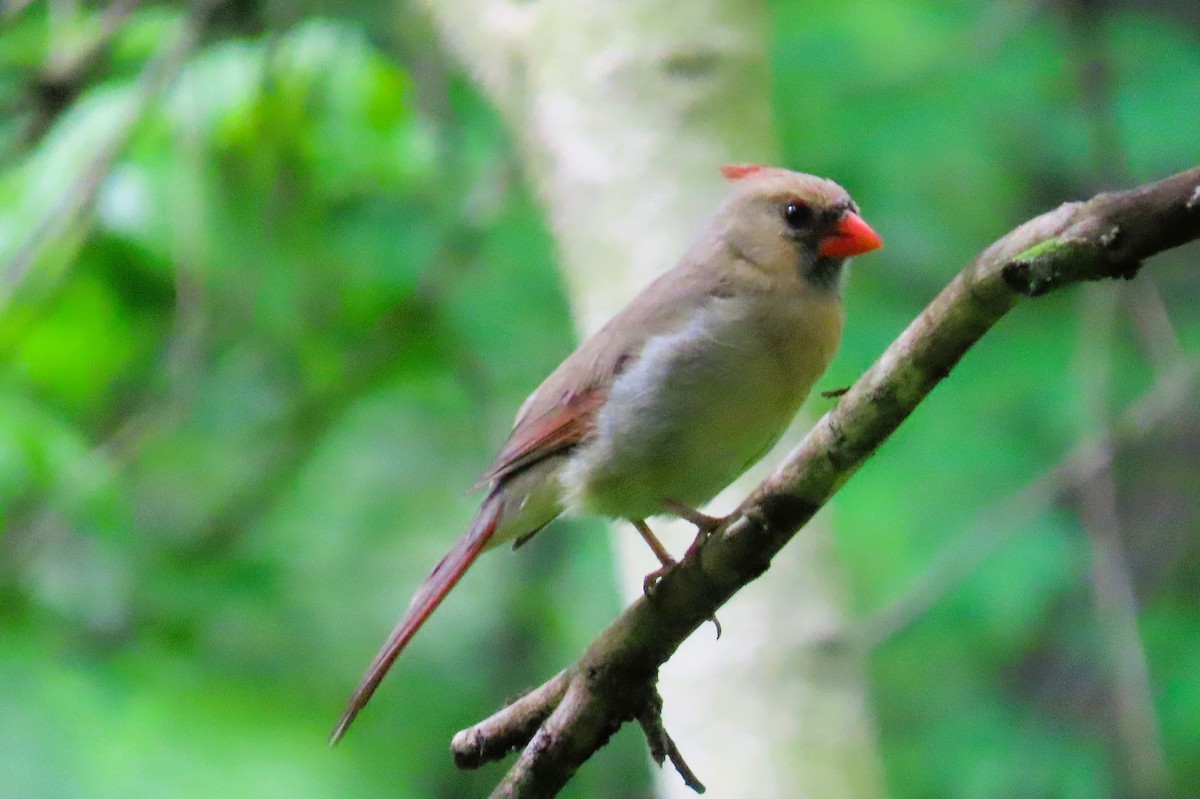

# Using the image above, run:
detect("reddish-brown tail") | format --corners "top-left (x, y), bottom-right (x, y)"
top-left (328, 491), bottom-right (504, 745)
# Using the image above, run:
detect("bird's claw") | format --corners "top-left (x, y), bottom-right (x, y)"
top-left (642, 560), bottom-right (676, 597)
top-left (641, 558), bottom-right (722, 639)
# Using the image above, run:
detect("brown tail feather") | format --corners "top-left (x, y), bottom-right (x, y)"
top-left (329, 491), bottom-right (504, 745)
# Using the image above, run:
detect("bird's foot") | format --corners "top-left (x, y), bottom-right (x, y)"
top-left (663, 499), bottom-right (736, 558)
top-left (638, 513), bottom-right (720, 638)
top-left (634, 518), bottom-right (722, 639)
top-left (633, 519), bottom-right (679, 597)
top-left (641, 559), bottom-right (676, 597)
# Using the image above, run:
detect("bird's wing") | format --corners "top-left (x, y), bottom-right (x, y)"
top-left (479, 389), bottom-right (608, 485)
top-left (478, 258), bottom-right (730, 488)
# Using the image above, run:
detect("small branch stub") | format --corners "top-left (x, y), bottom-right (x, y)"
top-left (452, 671), bottom-right (571, 769)
top-left (636, 685), bottom-right (706, 794)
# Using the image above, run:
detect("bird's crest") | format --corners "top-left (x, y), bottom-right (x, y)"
top-left (720, 164), bottom-right (765, 181)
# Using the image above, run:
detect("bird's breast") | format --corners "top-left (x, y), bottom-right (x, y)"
top-left (561, 289), bottom-right (843, 520)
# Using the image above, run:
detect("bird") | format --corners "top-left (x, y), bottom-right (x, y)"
top-left (329, 164), bottom-right (882, 743)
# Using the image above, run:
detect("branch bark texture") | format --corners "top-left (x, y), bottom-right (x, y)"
top-left (452, 166), bottom-right (1200, 797)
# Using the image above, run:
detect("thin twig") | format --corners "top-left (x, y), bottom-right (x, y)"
top-left (22, 0), bottom-right (143, 144)
top-left (1124, 279), bottom-right (1184, 373)
top-left (855, 358), bottom-right (1200, 650)
top-left (1067, 7), bottom-right (1172, 791)
top-left (97, 47), bottom-right (213, 465)
top-left (0, 0), bottom-right (219, 308)
top-left (1078, 470), bottom-right (1170, 791)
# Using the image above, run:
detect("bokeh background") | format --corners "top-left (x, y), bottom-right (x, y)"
top-left (1, 1), bottom-right (1198, 797)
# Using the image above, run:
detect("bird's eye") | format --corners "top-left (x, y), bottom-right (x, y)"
top-left (783, 201), bottom-right (813, 229)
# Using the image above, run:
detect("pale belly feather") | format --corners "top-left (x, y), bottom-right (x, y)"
top-left (561, 294), bottom-right (840, 521)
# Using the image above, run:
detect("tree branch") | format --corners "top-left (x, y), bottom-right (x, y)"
top-left (450, 166), bottom-right (1200, 798)
top-left (414, 0), bottom-right (533, 120)
top-left (22, 0), bottom-right (142, 145)
top-left (855, 356), bottom-right (1200, 650)
top-left (0, 0), bottom-right (219, 310)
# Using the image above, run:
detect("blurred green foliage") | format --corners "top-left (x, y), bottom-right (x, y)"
top-left (1, 1), bottom-right (1198, 798)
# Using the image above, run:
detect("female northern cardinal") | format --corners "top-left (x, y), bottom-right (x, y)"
top-left (330, 165), bottom-right (882, 743)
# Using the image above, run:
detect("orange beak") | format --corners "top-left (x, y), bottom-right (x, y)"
top-left (818, 210), bottom-right (883, 258)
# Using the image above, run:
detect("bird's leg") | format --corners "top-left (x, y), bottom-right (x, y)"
top-left (634, 518), bottom-right (722, 639)
top-left (662, 499), bottom-right (736, 558)
top-left (633, 519), bottom-right (676, 595)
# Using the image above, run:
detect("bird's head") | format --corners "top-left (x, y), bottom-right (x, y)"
top-left (717, 164), bottom-right (882, 294)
